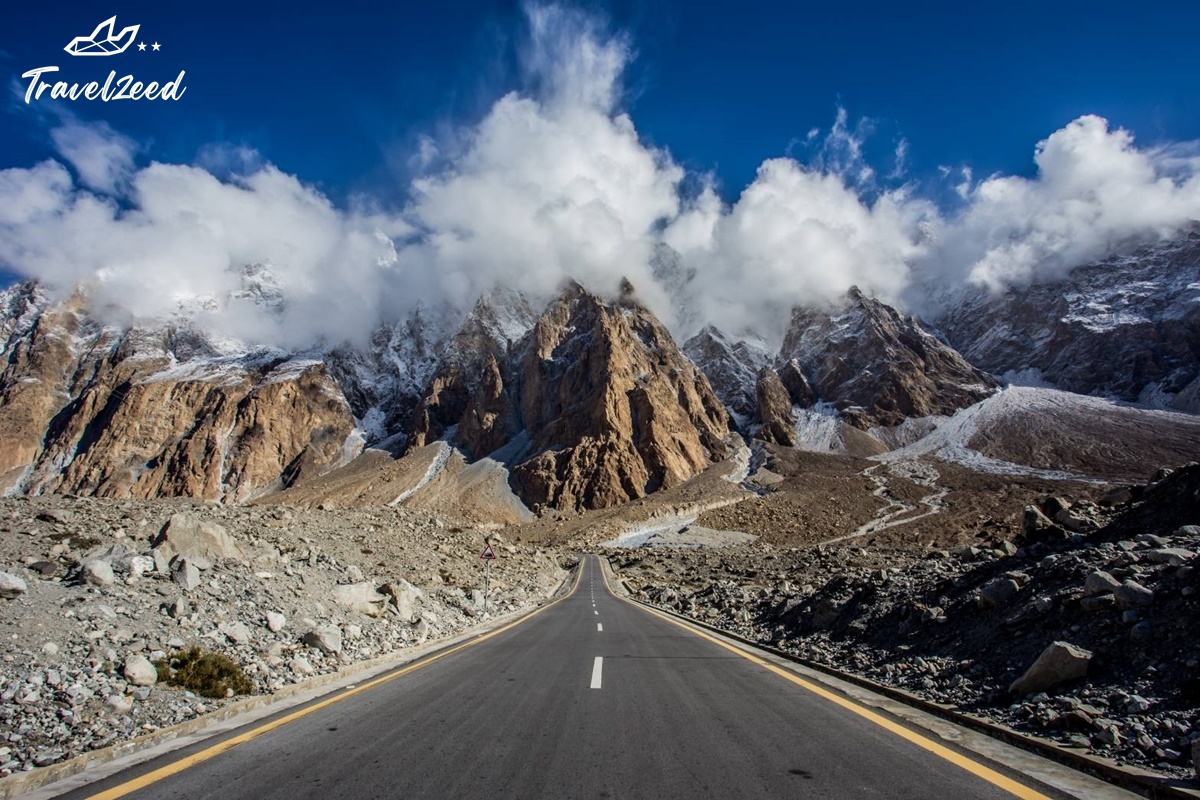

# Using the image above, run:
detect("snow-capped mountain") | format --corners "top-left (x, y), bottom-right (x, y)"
top-left (937, 228), bottom-right (1200, 412)
top-left (682, 325), bottom-right (771, 431)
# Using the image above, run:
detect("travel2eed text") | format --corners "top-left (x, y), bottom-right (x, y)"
top-left (21, 66), bottom-right (186, 103)
top-left (21, 16), bottom-right (187, 104)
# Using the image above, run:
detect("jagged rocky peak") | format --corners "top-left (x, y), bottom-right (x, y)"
top-left (401, 279), bottom-right (731, 512)
top-left (779, 286), bottom-right (999, 429)
top-left (407, 287), bottom-right (537, 452)
top-left (510, 280), bottom-right (731, 512)
top-left (682, 325), bottom-right (771, 430)
top-left (0, 280), bottom-right (356, 502)
top-left (937, 228), bottom-right (1200, 413)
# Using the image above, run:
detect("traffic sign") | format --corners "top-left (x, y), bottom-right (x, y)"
top-left (480, 544), bottom-right (497, 561)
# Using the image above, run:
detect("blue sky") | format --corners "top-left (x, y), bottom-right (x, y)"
top-left (3, 0), bottom-right (1196, 203)
top-left (1, 1), bottom-right (1198, 345)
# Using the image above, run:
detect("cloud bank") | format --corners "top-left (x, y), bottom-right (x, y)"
top-left (1, 4), bottom-right (1198, 349)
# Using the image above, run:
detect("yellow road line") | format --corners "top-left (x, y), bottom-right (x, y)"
top-left (86, 563), bottom-right (583, 799)
top-left (594, 556), bottom-right (1050, 800)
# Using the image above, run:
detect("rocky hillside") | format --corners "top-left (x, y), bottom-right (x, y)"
top-left (0, 495), bottom-right (567, 775)
top-left (938, 230), bottom-right (1200, 412)
top-left (0, 283), bottom-right (356, 503)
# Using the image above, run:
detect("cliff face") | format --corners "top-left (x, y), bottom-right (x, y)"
top-left (0, 283), bottom-right (356, 502)
top-left (777, 287), bottom-right (998, 429)
top-left (404, 281), bottom-right (732, 512)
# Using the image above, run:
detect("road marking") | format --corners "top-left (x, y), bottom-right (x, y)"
top-left (590, 657), bottom-right (603, 689)
top-left (597, 623), bottom-right (603, 632)
top-left (596, 559), bottom-right (1051, 800)
top-left (85, 564), bottom-right (585, 799)
top-left (594, 609), bottom-right (599, 615)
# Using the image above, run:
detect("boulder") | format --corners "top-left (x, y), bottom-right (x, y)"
top-left (380, 580), bottom-right (423, 623)
top-left (80, 559), bottom-right (115, 586)
top-left (153, 514), bottom-right (244, 563)
top-left (0, 571), bottom-right (27, 599)
top-left (302, 625), bottom-right (342, 655)
top-left (1145, 548), bottom-right (1194, 566)
top-left (1084, 570), bottom-right (1121, 596)
top-left (1114, 580), bottom-right (1154, 609)
top-left (332, 582), bottom-right (389, 617)
top-left (172, 559), bottom-right (201, 592)
top-left (105, 693), bottom-right (134, 713)
top-left (218, 621), bottom-right (253, 646)
top-left (265, 611), bottom-right (286, 633)
top-left (289, 656), bottom-right (314, 676)
top-left (122, 655), bottom-right (158, 687)
top-left (977, 577), bottom-right (1020, 609)
top-left (1010, 641), bottom-right (1092, 696)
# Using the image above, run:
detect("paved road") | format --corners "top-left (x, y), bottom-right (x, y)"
top-left (61, 556), bottom-right (1069, 799)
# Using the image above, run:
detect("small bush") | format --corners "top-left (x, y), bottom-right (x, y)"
top-left (153, 647), bottom-right (253, 698)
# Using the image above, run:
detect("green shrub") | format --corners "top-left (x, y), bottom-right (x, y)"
top-left (153, 647), bottom-right (253, 698)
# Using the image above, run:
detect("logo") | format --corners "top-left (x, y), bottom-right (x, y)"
top-left (21, 15), bottom-right (186, 103)
top-left (64, 16), bottom-right (140, 56)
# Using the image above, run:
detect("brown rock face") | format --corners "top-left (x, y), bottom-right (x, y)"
top-left (509, 283), bottom-right (730, 511)
top-left (0, 282), bottom-right (356, 502)
top-left (406, 281), bottom-right (731, 512)
top-left (754, 368), bottom-right (797, 446)
top-left (779, 287), bottom-right (998, 429)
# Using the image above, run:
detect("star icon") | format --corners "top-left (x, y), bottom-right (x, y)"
top-left (152, 42), bottom-right (161, 51)
top-left (137, 42), bottom-right (146, 51)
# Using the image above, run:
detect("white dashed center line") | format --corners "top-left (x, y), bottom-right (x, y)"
top-left (590, 657), bottom-right (603, 689)
top-left (597, 623), bottom-right (603, 632)
top-left (594, 609), bottom-right (598, 615)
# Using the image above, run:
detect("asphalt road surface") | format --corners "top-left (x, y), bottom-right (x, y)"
top-left (60, 555), bottom-right (1070, 799)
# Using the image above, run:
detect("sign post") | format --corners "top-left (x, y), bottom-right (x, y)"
top-left (480, 543), bottom-right (497, 614)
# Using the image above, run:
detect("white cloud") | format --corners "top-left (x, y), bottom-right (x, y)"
top-left (49, 118), bottom-right (136, 194)
top-left (930, 115), bottom-right (1200, 292)
top-left (1, 8), bottom-right (1199, 354)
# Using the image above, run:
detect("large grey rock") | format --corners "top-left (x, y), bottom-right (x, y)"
top-left (1084, 570), bottom-right (1121, 596)
top-left (172, 559), bottom-right (201, 592)
top-left (153, 514), bottom-right (244, 563)
top-left (977, 578), bottom-right (1020, 608)
top-left (1145, 548), bottom-right (1194, 566)
top-left (302, 625), bottom-right (342, 654)
top-left (265, 611), bottom-right (286, 633)
top-left (218, 621), bottom-right (253, 646)
top-left (80, 560), bottom-right (115, 586)
top-left (381, 579), bottom-right (423, 623)
top-left (122, 655), bottom-right (158, 687)
top-left (84, 543), bottom-right (137, 573)
top-left (1010, 641), bottom-right (1093, 696)
top-left (1114, 580), bottom-right (1154, 609)
top-left (105, 693), bottom-right (134, 713)
top-left (332, 582), bottom-right (388, 617)
top-left (0, 571), bottom-right (27, 599)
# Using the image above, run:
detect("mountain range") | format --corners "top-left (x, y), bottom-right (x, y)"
top-left (1, 231), bottom-right (1197, 513)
